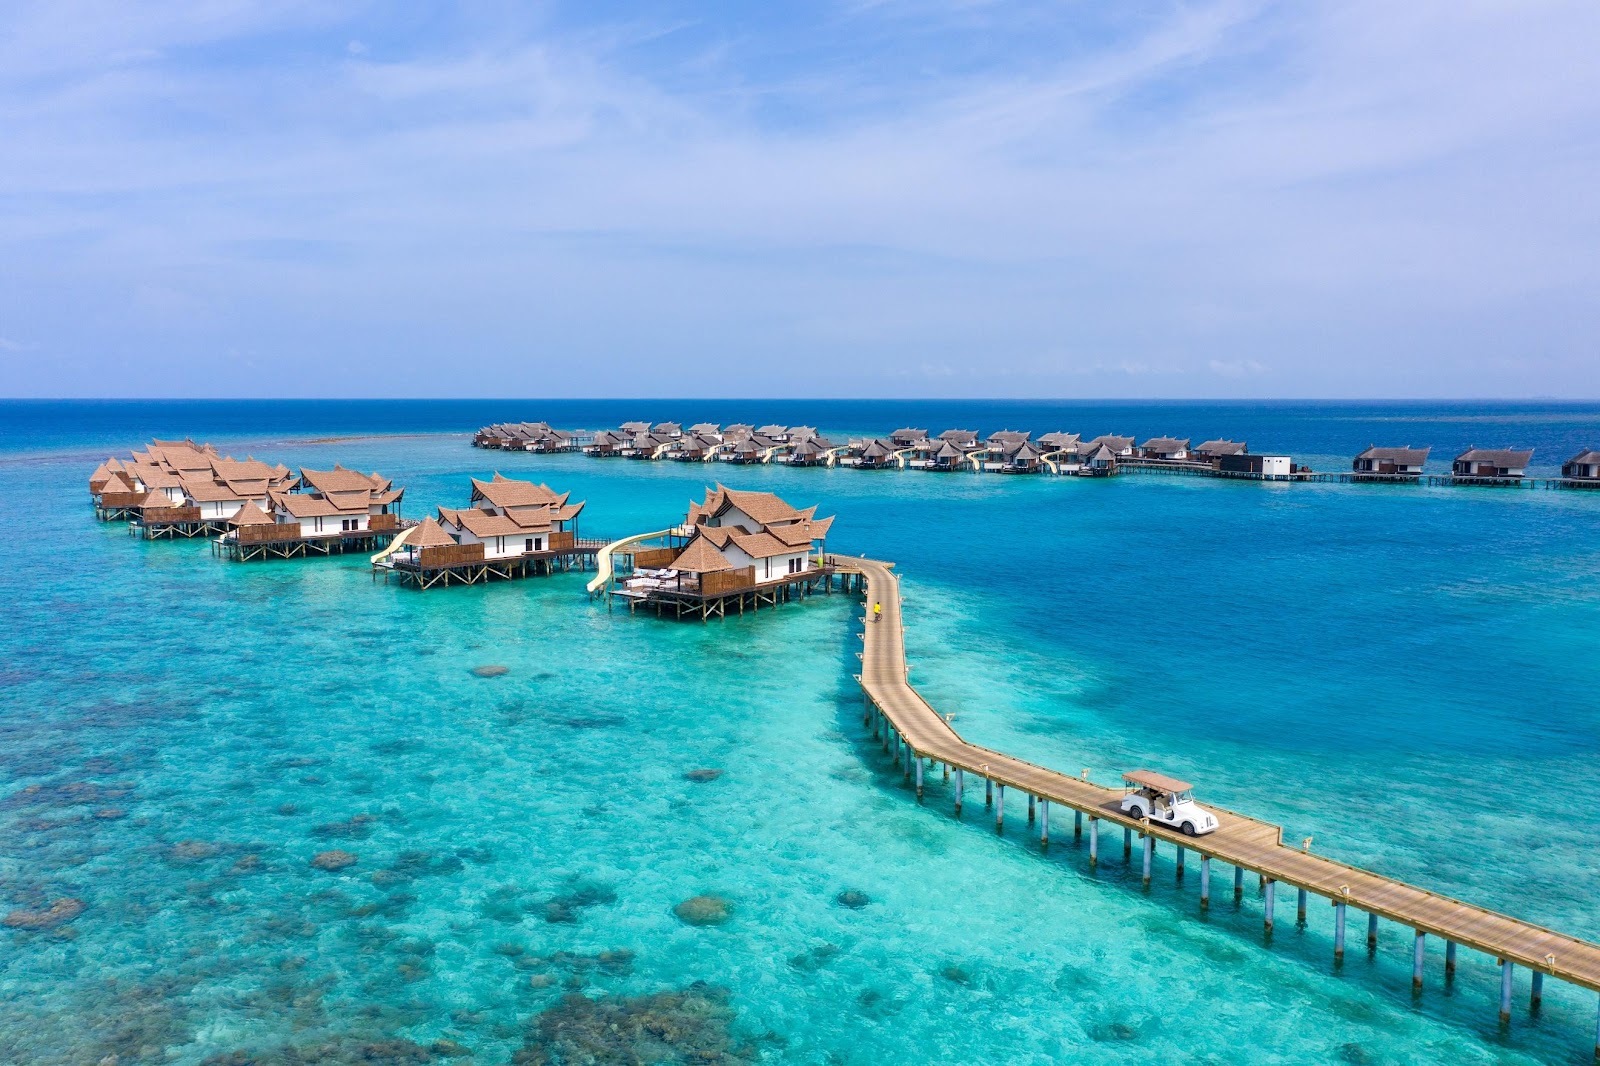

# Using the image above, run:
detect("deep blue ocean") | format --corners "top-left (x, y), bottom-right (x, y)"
top-left (3, 399), bottom-right (1599, 1064)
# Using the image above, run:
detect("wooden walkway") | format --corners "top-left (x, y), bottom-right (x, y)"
top-left (833, 553), bottom-right (1600, 1044)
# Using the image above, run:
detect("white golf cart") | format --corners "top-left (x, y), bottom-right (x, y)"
top-left (1119, 770), bottom-right (1218, 836)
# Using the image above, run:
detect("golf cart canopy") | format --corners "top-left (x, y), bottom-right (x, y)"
top-left (1122, 770), bottom-right (1193, 794)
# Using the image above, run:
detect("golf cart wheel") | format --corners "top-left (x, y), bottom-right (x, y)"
top-left (1181, 822), bottom-right (1197, 836)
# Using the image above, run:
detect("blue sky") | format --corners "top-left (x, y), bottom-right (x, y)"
top-left (2, 1), bottom-right (1598, 399)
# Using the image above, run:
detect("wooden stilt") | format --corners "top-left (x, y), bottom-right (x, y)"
top-left (1500, 960), bottom-right (1514, 1024)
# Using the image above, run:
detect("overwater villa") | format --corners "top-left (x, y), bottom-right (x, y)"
top-left (218, 464), bottom-right (405, 560)
top-left (1139, 436), bottom-right (1192, 461)
top-left (1195, 439), bottom-right (1248, 460)
top-left (1082, 434), bottom-right (1137, 458)
top-left (1353, 445), bottom-right (1430, 479)
top-left (670, 432), bottom-right (722, 462)
top-left (584, 430), bottom-right (630, 457)
top-left (611, 486), bottom-right (835, 620)
top-left (996, 439), bottom-right (1046, 474)
top-left (785, 436), bottom-right (837, 466)
top-left (756, 424), bottom-right (790, 442)
top-left (375, 475), bottom-right (598, 588)
top-left (1452, 447), bottom-right (1533, 484)
top-left (1562, 449), bottom-right (1600, 486)
top-left (851, 437), bottom-right (900, 469)
top-left (623, 430), bottom-right (675, 459)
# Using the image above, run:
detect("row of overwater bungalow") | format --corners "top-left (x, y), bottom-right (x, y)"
top-left (89, 439), bottom-right (407, 558)
top-left (479, 419), bottom-right (1600, 487)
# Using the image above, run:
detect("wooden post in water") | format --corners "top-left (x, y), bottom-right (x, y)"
top-left (1234, 866), bottom-right (1244, 902)
top-left (1298, 887), bottom-right (1308, 925)
top-left (1199, 856), bottom-right (1211, 908)
top-left (1039, 800), bottom-right (1049, 847)
top-left (1412, 931), bottom-right (1425, 991)
top-left (1088, 817), bottom-right (1099, 865)
top-left (1445, 941), bottom-right (1457, 978)
top-left (994, 785), bottom-right (1005, 833)
top-left (1500, 960), bottom-right (1514, 1024)
top-left (1368, 912), bottom-right (1379, 949)
top-left (954, 769), bottom-right (964, 815)
top-left (1334, 901), bottom-right (1347, 961)
top-left (1141, 833), bottom-right (1153, 886)
top-left (1263, 880), bottom-right (1276, 933)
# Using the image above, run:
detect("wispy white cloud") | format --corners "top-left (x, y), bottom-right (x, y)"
top-left (0, 0), bottom-right (1596, 397)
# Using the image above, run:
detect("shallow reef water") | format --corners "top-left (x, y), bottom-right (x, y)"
top-left (4, 401), bottom-right (1600, 1063)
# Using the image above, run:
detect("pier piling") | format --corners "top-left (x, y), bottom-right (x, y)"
top-left (1234, 866), bottom-right (1244, 902)
top-left (915, 757), bottom-right (923, 800)
top-left (1176, 845), bottom-right (1186, 878)
top-left (1445, 940), bottom-right (1457, 978)
top-left (954, 769), bottom-right (964, 815)
top-left (1532, 970), bottom-right (1544, 1011)
top-left (1089, 818), bottom-right (1099, 865)
top-left (1368, 912), bottom-right (1379, 949)
top-left (1039, 800), bottom-right (1049, 847)
top-left (1074, 810), bottom-right (1083, 840)
top-left (1334, 901), bottom-right (1347, 961)
top-left (1264, 880), bottom-right (1276, 933)
top-left (1298, 887), bottom-right (1308, 925)
top-left (1413, 932), bottom-right (1426, 991)
top-left (1501, 961), bottom-right (1514, 1024)
top-left (1124, 827), bottom-right (1133, 859)
top-left (1142, 833), bottom-right (1153, 887)
top-left (1028, 794), bottom-right (1035, 824)
top-left (995, 785), bottom-right (1005, 832)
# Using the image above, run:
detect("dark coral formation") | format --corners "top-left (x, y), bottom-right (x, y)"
top-left (513, 984), bottom-right (752, 1065)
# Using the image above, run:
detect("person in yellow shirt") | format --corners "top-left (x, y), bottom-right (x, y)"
top-left (872, 601), bottom-right (882, 623)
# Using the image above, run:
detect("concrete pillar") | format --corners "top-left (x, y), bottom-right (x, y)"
top-left (1263, 880), bottom-right (1276, 933)
top-left (985, 777), bottom-right (993, 807)
top-left (1531, 970), bottom-right (1543, 1011)
top-left (1593, 995), bottom-right (1599, 1059)
top-left (1368, 912), bottom-right (1379, 948)
top-left (1124, 827), bottom-right (1133, 859)
top-left (1412, 931), bottom-right (1425, 991)
top-left (1334, 901), bottom-right (1347, 961)
top-left (1088, 818), bottom-right (1099, 865)
top-left (995, 785), bottom-right (1005, 832)
top-left (954, 769), bottom-right (964, 814)
top-left (1141, 833), bottom-right (1153, 886)
top-left (1500, 960), bottom-right (1513, 1024)
top-left (1074, 810), bottom-right (1083, 840)
top-left (1445, 940), bottom-right (1457, 978)
top-left (943, 762), bottom-right (949, 782)
top-left (914, 756), bottom-right (923, 799)
top-left (1234, 866), bottom-right (1244, 902)
top-left (1298, 887), bottom-right (1308, 925)
top-left (1039, 800), bottom-right (1049, 847)
top-left (1028, 794), bottom-right (1036, 824)
top-left (1175, 845), bottom-right (1185, 878)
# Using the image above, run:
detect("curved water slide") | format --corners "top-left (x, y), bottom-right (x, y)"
top-left (368, 524), bottom-right (417, 564)
top-left (966, 448), bottom-right (993, 471)
top-left (892, 447), bottom-right (917, 470)
top-left (1041, 449), bottom-right (1072, 475)
top-left (824, 447), bottom-right (851, 468)
top-left (586, 529), bottom-right (679, 595)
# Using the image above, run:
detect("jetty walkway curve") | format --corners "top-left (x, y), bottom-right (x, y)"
top-left (831, 552), bottom-right (1600, 1047)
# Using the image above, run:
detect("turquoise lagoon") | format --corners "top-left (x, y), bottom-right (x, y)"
top-left (4, 401), bottom-right (1600, 1064)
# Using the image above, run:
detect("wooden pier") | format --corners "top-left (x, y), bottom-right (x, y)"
top-left (836, 552), bottom-right (1600, 1052)
top-left (374, 537), bottom-right (608, 589)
